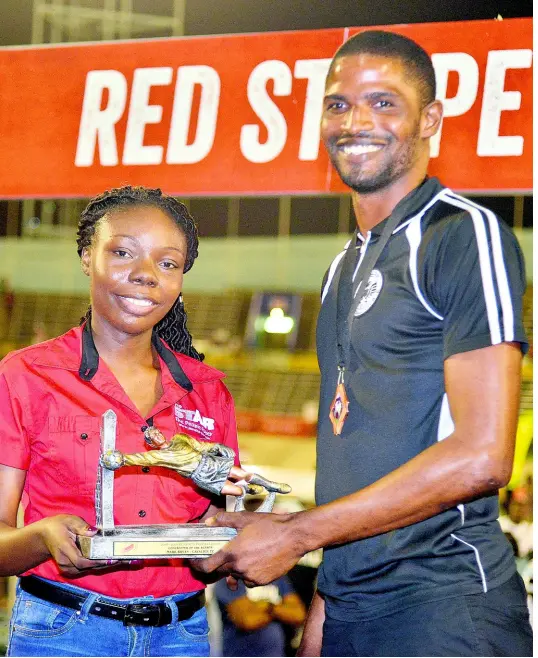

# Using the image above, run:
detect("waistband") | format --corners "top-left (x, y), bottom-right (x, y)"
top-left (19, 576), bottom-right (205, 627)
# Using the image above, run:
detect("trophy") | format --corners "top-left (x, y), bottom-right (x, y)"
top-left (78, 410), bottom-right (291, 560)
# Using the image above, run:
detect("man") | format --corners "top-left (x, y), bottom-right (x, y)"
top-left (195, 31), bottom-right (532, 656)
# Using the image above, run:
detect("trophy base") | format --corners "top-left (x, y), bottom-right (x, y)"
top-left (78, 524), bottom-right (237, 559)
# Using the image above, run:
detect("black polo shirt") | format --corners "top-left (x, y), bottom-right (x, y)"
top-left (315, 177), bottom-right (528, 621)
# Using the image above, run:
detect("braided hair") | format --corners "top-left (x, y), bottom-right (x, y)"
top-left (77, 185), bottom-right (203, 361)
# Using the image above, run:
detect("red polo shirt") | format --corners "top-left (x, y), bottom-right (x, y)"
top-left (0, 325), bottom-right (239, 598)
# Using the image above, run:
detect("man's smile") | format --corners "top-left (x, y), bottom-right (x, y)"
top-left (339, 143), bottom-right (384, 156)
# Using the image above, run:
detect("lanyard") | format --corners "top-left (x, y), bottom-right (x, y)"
top-left (335, 210), bottom-right (405, 373)
top-left (333, 177), bottom-right (441, 371)
top-left (328, 211), bottom-right (404, 436)
top-left (328, 178), bottom-right (438, 435)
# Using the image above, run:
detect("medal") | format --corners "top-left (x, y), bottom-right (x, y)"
top-left (329, 367), bottom-right (349, 435)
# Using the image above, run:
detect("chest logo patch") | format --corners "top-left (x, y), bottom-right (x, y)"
top-left (354, 269), bottom-right (383, 317)
top-left (174, 403), bottom-right (215, 439)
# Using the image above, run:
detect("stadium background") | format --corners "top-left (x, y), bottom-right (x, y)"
top-left (0, 1), bottom-right (533, 654)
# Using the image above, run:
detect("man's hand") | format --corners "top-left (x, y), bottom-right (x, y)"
top-left (191, 511), bottom-right (305, 585)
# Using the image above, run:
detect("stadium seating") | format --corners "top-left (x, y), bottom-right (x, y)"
top-left (0, 287), bottom-right (533, 429)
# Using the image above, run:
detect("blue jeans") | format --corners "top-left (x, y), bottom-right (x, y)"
top-left (7, 579), bottom-right (210, 657)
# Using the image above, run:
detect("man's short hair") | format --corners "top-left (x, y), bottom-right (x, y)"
top-left (330, 30), bottom-right (436, 107)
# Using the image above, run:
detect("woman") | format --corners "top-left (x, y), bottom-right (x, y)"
top-left (0, 186), bottom-right (247, 657)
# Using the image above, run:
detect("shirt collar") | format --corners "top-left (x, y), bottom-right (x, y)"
top-left (32, 324), bottom-right (225, 387)
top-left (357, 176), bottom-right (444, 239)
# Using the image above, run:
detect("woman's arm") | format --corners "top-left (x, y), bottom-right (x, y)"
top-left (0, 464), bottom-right (111, 576)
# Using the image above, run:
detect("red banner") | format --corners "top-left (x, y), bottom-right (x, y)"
top-left (0, 18), bottom-right (532, 198)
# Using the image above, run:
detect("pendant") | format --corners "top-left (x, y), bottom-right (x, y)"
top-left (329, 369), bottom-right (349, 435)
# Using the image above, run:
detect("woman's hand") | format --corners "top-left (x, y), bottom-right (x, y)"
top-left (37, 515), bottom-right (119, 576)
top-left (0, 465), bottom-right (132, 577)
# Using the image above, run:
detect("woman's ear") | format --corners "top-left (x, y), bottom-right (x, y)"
top-left (80, 247), bottom-right (91, 277)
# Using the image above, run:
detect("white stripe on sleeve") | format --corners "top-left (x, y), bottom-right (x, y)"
top-left (445, 192), bottom-right (515, 342)
top-left (321, 240), bottom-right (351, 304)
top-left (439, 192), bottom-right (504, 345)
top-left (405, 217), bottom-right (444, 320)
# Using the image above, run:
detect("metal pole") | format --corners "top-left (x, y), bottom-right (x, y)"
top-left (50, 0), bottom-right (65, 42)
top-left (227, 198), bottom-right (240, 238)
top-left (119, 0), bottom-right (133, 40)
top-left (21, 200), bottom-right (37, 238)
top-left (102, 0), bottom-right (117, 40)
top-left (513, 196), bottom-right (524, 230)
top-left (67, 0), bottom-right (83, 42)
top-left (31, 0), bottom-right (46, 44)
top-left (6, 202), bottom-right (20, 237)
top-left (172, 0), bottom-right (186, 36)
top-left (338, 195), bottom-right (351, 234)
top-left (278, 196), bottom-right (291, 237)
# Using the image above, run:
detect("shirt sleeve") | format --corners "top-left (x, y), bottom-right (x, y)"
top-left (420, 210), bottom-right (528, 360)
top-left (0, 369), bottom-right (31, 469)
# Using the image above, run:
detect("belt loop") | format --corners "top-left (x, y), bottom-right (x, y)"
top-left (163, 596), bottom-right (177, 625)
top-left (78, 592), bottom-right (99, 623)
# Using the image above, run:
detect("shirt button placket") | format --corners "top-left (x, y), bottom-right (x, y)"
top-left (135, 418), bottom-right (157, 525)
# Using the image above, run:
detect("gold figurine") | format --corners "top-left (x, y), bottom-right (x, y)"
top-left (101, 427), bottom-right (291, 497)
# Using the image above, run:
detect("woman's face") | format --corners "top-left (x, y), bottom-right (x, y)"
top-left (81, 205), bottom-right (188, 338)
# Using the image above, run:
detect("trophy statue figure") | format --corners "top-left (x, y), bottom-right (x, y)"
top-left (78, 410), bottom-right (291, 560)
top-left (102, 425), bottom-right (291, 500)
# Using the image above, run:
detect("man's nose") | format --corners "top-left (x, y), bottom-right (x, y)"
top-left (342, 104), bottom-right (374, 133)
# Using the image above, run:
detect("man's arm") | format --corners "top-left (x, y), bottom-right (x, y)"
top-left (195, 341), bottom-right (522, 583)
top-left (296, 590), bottom-right (325, 657)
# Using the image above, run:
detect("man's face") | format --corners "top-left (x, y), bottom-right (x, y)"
top-left (321, 54), bottom-right (428, 194)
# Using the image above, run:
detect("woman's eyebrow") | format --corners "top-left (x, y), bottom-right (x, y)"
top-left (110, 234), bottom-right (185, 252)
